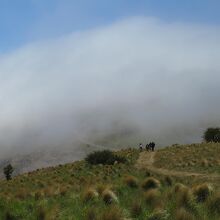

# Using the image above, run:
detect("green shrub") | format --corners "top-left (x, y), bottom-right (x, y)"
top-left (85, 150), bottom-right (126, 165)
top-left (203, 128), bottom-right (220, 142)
top-left (3, 164), bottom-right (14, 181)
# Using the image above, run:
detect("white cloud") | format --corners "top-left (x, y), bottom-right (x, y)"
top-left (0, 17), bottom-right (220, 156)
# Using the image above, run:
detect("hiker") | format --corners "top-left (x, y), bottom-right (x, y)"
top-left (139, 143), bottom-right (143, 151)
top-left (151, 142), bottom-right (155, 151)
top-left (146, 144), bottom-right (150, 151)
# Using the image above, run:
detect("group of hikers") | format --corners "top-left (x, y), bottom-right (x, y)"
top-left (139, 142), bottom-right (155, 152)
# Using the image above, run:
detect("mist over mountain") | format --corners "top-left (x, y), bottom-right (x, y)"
top-left (0, 17), bottom-right (220, 160)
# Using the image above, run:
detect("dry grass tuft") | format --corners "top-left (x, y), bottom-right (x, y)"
top-left (201, 159), bottom-right (209, 167)
top-left (15, 188), bottom-right (30, 200)
top-left (148, 209), bottom-right (169, 220)
top-left (144, 189), bottom-right (162, 209)
top-left (130, 200), bottom-right (142, 217)
top-left (86, 208), bottom-right (98, 220)
top-left (173, 183), bottom-right (186, 194)
top-left (102, 189), bottom-right (118, 204)
top-left (192, 183), bottom-right (212, 203)
top-left (164, 176), bottom-right (173, 186)
top-left (142, 177), bottom-right (161, 191)
top-left (175, 207), bottom-right (194, 220)
top-left (124, 175), bottom-right (138, 188)
top-left (34, 190), bottom-right (44, 200)
top-left (36, 206), bottom-right (47, 220)
top-left (59, 186), bottom-right (68, 196)
top-left (101, 206), bottom-right (123, 220)
top-left (82, 188), bottom-right (99, 203)
top-left (175, 186), bottom-right (193, 208)
top-left (96, 184), bottom-right (111, 195)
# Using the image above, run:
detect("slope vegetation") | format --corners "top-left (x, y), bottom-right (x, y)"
top-left (0, 143), bottom-right (219, 219)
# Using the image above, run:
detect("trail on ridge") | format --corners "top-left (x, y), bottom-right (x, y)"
top-left (135, 151), bottom-right (220, 181)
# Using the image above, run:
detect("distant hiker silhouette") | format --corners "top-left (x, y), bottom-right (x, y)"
top-left (139, 143), bottom-right (143, 151)
top-left (146, 144), bottom-right (150, 151)
top-left (151, 142), bottom-right (155, 151)
top-left (147, 142), bottom-right (155, 151)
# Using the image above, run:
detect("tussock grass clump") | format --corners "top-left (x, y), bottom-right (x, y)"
top-left (102, 190), bottom-right (118, 204)
top-left (82, 188), bottom-right (98, 203)
top-left (96, 184), bottom-right (109, 195)
top-left (147, 209), bottom-right (169, 220)
top-left (15, 188), bottom-right (30, 200)
top-left (175, 208), bottom-right (194, 220)
top-left (173, 183), bottom-right (186, 194)
top-left (59, 186), bottom-right (68, 196)
top-left (142, 177), bottom-right (161, 191)
top-left (206, 193), bottom-right (220, 215)
top-left (164, 176), bottom-right (173, 186)
top-left (176, 187), bottom-right (192, 206)
top-left (144, 189), bottom-right (162, 209)
top-left (43, 187), bottom-right (55, 197)
top-left (101, 206), bottom-right (123, 220)
top-left (124, 175), bottom-right (138, 188)
top-left (34, 191), bottom-right (44, 200)
top-left (192, 183), bottom-right (212, 203)
top-left (201, 159), bottom-right (209, 167)
top-left (130, 200), bottom-right (142, 217)
top-left (174, 185), bottom-right (199, 216)
top-left (36, 206), bottom-right (47, 220)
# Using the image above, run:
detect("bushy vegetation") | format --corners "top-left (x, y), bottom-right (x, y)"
top-left (3, 164), bottom-right (14, 180)
top-left (203, 127), bottom-right (220, 142)
top-left (85, 150), bottom-right (126, 165)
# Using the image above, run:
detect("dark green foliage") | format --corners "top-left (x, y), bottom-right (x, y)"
top-left (85, 150), bottom-right (126, 165)
top-left (3, 164), bottom-right (14, 181)
top-left (203, 128), bottom-right (220, 142)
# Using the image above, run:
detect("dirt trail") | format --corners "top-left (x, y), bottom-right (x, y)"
top-left (135, 151), bottom-right (220, 180)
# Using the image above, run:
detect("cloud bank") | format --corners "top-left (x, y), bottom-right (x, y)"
top-left (0, 17), bottom-right (220, 157)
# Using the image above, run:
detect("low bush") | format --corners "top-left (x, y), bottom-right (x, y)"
top-left (85, 150), bottom-right (126, 165)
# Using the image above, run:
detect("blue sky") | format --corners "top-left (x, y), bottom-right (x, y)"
top-left (0, 0), bottom-right (220, 52)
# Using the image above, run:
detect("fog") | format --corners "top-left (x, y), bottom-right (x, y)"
top-left (0, 17), bottom-right (220, 158)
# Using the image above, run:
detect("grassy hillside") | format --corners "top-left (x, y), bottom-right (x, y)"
top-left (0, 144), bottom-right (219, 219)
top-left (154, 142), bottom-right (220, 175)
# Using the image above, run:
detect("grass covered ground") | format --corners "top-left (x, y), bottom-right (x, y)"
top-left (154, 142), bottom-right (220, 175)
top-left (0, 144), bottom-right (219, 219)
